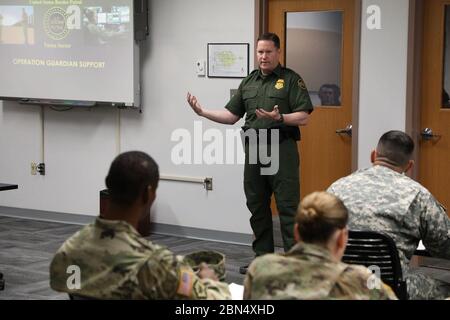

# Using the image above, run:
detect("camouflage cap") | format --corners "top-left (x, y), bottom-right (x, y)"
top-left (184, 250), bottom-right (226, 282)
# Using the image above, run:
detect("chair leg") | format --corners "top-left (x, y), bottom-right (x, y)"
top-left (397, 281), bottom-right (408, 300)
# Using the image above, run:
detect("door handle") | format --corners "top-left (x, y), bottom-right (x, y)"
top-left (336, 124), bottom-right (352, 137)
top-left (420, 128), bottom-right (441, 141)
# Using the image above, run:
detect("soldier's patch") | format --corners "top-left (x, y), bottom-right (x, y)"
top-left (176, 268), bottom-right (194, 297)
top-left (193, 279), bottom-right (207, 299)
top-left (298, 79), bottom-right (306, 90)
top-left (275, 79), bottom-right (284, 90)
top-left (100, 228), bottom-right (115, 239)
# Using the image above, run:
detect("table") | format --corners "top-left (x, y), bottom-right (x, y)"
top-left (0, 183), bottom-right (17, 291)
top-left (411, 255), bottom-right (450, 284)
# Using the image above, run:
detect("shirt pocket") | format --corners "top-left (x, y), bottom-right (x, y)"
top-left (242, 89), bottom-right (258, 112)
top-left (268, 89), bottom-right (288, 112)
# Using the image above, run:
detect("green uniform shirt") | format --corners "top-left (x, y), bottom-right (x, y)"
top-left (225, 64), bottom-right (313, 130)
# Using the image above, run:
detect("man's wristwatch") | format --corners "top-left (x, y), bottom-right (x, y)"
top-left (277, 113), bottom-right (284, 123)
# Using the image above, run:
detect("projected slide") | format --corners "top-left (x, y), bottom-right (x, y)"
top-left (83, 6), bottom-right (130, 46)
top-left (0, 6), bottom-right (34, 45)
top-left (0, 0), bottom-right (136, 105)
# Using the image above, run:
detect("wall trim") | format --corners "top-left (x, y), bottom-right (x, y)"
top-left (406, 0), bottom-right (423, 180)
top-left (149, 223), bottom-right (252, 246)
top-left (0, 206), bottom-right (95, 225)
top-left (352, 0), bottom-right (362, 171)
top-left (0, 206), bottom-right (252, 246)
top-left (255, 0), bottom-right (268, 68)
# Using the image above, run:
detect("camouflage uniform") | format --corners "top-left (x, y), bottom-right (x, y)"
top-left (49, 218), bottom-right (231, 300)
top-left (243, 242), bottom-right (397, 300)
top-left (327, 165), bottom-right (450, 299)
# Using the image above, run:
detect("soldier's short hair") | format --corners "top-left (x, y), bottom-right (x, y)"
top-left (376, 130), bottom-right (414, 167)
top-left (296, 191), bottom-right (348, 244)
top-left (257, 32), bottom-right (280, 49)
top-left (105, 151), bottom-right (159, 206)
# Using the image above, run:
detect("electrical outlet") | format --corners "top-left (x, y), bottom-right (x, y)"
top-left (204, 177), bottom-right (213, 191)
top-left (31, 162), bottom-right (37, 175)
top-left (37, 163), bottom-right (45, 176)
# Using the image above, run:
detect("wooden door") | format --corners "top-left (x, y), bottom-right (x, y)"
top-left (420, 0), bottom-right (450, 212)
top-left (268, 0), bottom-right (356, 200)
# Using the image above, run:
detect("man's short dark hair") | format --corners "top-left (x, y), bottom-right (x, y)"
top-left (105, 151), bottom-right (159, 206)
top-left (257, 32), bottom-right (280, 49)
top-left (376, 130), bottom-right (414, 167)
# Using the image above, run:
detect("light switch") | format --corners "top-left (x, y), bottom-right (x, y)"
top-left (196, 60), bottom-right (206, 77)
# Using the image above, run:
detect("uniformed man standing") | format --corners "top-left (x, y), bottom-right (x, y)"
top-left (187, 33), bottom-right (313, 272)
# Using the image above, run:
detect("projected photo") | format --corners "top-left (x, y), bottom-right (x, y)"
top-left (0, 5), bottom-right (34, 45)
top-left (83, 5), bottom-right (130, 46)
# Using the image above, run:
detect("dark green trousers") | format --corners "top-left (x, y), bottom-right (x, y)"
top-left (244, 138), bottom-right (300, 256)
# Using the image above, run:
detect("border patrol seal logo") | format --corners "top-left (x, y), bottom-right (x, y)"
top-left (275, 79), bottom-right (284, 90)
top-left (44, 7), bottom-right (69, 41)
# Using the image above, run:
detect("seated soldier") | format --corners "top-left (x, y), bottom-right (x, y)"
top-left (328, 130), bottom-right (450, 299)
top-left (243, 191), bottom-right (397, 300)
top-left (49, 151), bottom-right (230, 299)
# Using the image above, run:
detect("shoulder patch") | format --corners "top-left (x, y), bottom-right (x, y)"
top-left (176, 268), bottom-right (195, 297)
top-left (298, 78), bottom-right (307, 90)
top-left (193, 279), bottom-right (207, 299)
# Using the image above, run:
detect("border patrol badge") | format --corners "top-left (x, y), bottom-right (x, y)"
top-left (275, 79), bottom-right (284, 90)
top-left (298, 79), bottom-right (307, 90)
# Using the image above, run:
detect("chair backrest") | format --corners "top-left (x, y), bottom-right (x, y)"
top-left (342, 230), bottom-right (408, 300)
top-left (69, 293), bottom-right (99, 300)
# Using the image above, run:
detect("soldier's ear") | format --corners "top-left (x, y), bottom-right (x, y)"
top-left (340, 227), bottom-right (348, 248)
top-left (404, 160), bottom-right (414, 174)
top-left (140, 185), bottom-right (154, 204)
top-left (294, 223), bottom-right (301, 243)
top-left (370, 150), bottom-right (377, 163)
top-left (146, 185), bottom-right (156, 204)
top-left (334, 227), bottom-right (348, 261)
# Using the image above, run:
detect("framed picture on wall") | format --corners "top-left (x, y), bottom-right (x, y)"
top-left (207, 43), bottom-right (249, 78)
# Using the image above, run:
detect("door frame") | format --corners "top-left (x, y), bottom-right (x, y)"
top-left (406, 0), bottom-right (424, 180)
top-left (407, 0), bottom-right (450, 180)
top-left (410, 0), bottom-right (450, 213)
top-left (254, 0), bottom-right (362, 172)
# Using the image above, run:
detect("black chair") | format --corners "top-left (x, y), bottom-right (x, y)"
top-left (342, 230), bottom-right (408, 300)
top-left (69, 294), bottom-right (98, 300)
top-left (0, 272), bottom-right (4, 291)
